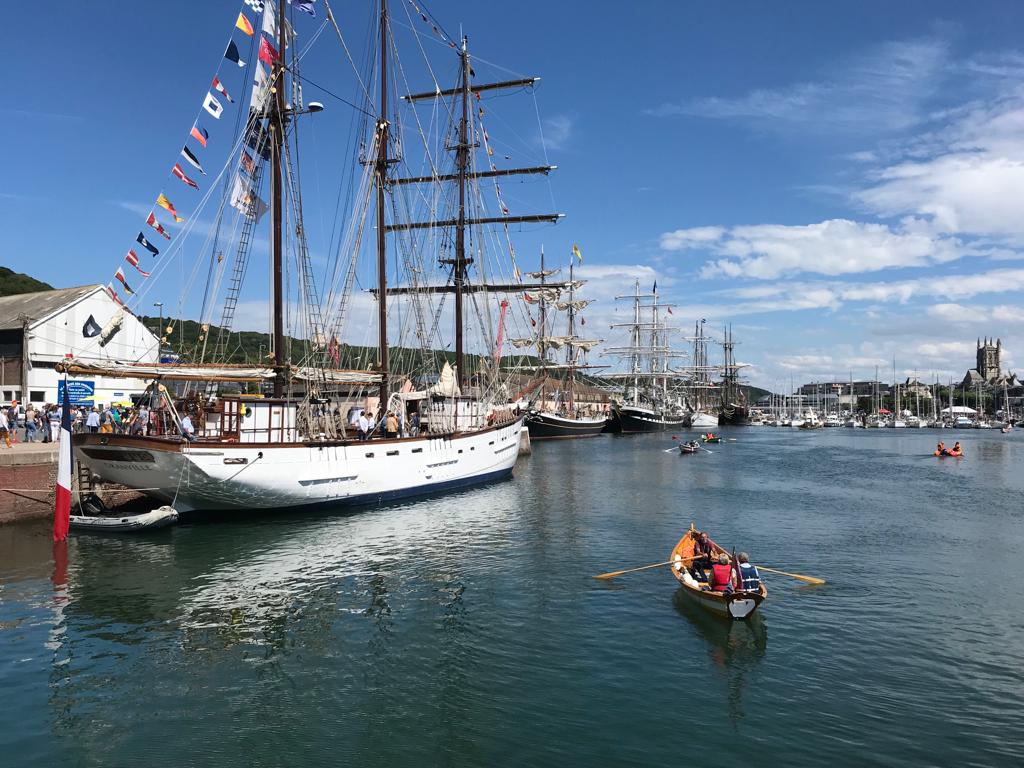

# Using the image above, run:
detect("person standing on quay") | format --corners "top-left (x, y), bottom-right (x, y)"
top-left (50, 405), bottom-right (61, 442)
top-left (0, 409), bottom-right (10, 448)
top-left (24, 405), bottom-right (36, 442)
top-left (86, 408), bottom-right (101, 433)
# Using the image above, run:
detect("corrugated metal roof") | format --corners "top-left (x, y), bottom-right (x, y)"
top-left (0, 285), bottom-right (102, 331)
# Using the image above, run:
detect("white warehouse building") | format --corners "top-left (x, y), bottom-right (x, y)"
top-left (0, 284), bottom-right (160, 408)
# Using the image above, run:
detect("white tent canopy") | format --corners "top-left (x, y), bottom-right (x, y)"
top-left (941, 406), bottom-right (977, 415)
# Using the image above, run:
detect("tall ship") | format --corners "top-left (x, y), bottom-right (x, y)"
top-left (685, 320), bottom-right (720, 428)
top-left (718, 325), bottom-right (749, 425)
top-left (522, 249), bottom-right (607, 440)
top-left (603, 281), bottom-right (687, 432)
top-left (67, 0), bottom-right (567, 513)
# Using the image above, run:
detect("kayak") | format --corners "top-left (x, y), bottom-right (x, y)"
top-left (669, 524), bottom-right (767, 620)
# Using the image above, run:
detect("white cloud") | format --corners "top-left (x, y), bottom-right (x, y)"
top-left (659, 226), bottom-right (724, 250)
top-left (540, 115), bottom-right (573, 151)
top-left (661, 218), bottom-right (964, 279)
top-left (859, 152), bottom-right (1024, 237)
top-left (648, 37), bottom-right (950, 133)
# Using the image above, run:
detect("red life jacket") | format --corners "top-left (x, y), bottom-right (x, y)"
top-left (710, 563), bottom-right (733, 590)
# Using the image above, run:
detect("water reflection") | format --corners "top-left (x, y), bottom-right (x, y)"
top-left (672, 589), bottom-right (767, 724)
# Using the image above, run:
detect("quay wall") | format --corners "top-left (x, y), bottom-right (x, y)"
top-left (0, 446), bottom-right (57, 524)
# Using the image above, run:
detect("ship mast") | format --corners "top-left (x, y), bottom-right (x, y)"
top-left (270, 0), bottom-right (288, 397)
top-left (391, 53), bottom-right (562, 387)
top-left (452, 38), bottom-right (471, 389)
top-left (567, 257), bottom-right (576, 413)
top-left (375, 0), bottom-right (390, 405)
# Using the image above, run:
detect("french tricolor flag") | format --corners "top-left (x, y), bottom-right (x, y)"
top-left (52, 380), bottom-right (72, 542)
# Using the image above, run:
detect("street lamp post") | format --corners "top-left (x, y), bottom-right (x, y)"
top-left (153, 302), bottom-right (164, 359)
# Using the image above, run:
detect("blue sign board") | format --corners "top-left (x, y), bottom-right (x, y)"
top-left (57, 380), bottom-right (95, 405)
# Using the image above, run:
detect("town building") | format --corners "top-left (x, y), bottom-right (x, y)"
top-left (796, 380), bottom-right (891, 408)
top-left (0, 285), bottom-right (160, 408)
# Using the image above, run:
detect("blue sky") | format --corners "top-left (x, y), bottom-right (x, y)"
top-left (3, 1), bottom-right (1024, 388)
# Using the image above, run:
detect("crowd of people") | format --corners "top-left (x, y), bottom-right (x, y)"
top-left (347, 408), bottom-right (417, 441)
top-left (0, 402), bottom-right (164, 446)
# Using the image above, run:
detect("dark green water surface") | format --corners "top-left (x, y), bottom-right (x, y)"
top-left (2, 428), bottom-right (1023, 766)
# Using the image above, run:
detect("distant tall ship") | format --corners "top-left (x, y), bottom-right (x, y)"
top-left (718, 325), bottom-right (749, 425)
top-left (523, 248), bottom-right (607, 440)
top-left (686, 320), bottom-right (719, 428)
top-left (603, 281), bottom-right (687, 433)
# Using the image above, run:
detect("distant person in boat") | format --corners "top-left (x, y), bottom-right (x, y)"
top-left (410, 410), bottom-right (420, 436)
top-left (737, 553), bottom-right (761, 592)
top-left (180, 414), bottom-right (196, 441)
top-left (357, 410), bottom-right (370, 441)
top-left (386, 411), bottom-right (399, 439)
top-left (952, 441), bottom-right (962, 455)
top-left (937, 441), bottom-right (945, 454)
top-left (709, 553), bottom-right (734, 594)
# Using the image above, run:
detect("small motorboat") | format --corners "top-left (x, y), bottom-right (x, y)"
top-left (669, 525), bottom-right (767, 620)
top-left (71, 494), bottom-right (179, 533)
top-left (679, 441), bottom-right (700, 454)
top-left (1002, 424), bottom-right (1013, 434)
top-left (701, 434), bottom-right (721, 443)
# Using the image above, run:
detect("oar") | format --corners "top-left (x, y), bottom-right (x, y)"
top-left (704, 534), bottom-right (826, 586)
top-left (594, 555), bottom-right (697, 580)
top-left (757, 566), bottom-right (826, 585)
top-left (664, 435), bottom-right (681, 452)
top-left (698, 445), bottom-right (714, 454)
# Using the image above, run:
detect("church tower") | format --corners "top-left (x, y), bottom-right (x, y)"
top-left (977, 337), bottom-right (1001, 381)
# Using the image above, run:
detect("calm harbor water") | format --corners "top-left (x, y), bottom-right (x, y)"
top-left (2, 427), bottom-right (1023, 766)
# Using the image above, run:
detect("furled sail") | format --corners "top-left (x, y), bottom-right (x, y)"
top-left (55, 357), bottom-right (382, 384)
top-left (554, 299), bottom-right (593, 312)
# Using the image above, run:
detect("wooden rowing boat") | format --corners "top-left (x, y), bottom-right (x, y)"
top-left (669, 524), bottom-right (767, 619)
top-left (678, 442), bottom-right (699, 454)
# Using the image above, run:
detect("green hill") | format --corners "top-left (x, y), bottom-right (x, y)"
top-left (0, 267), bottom-right (53, 296)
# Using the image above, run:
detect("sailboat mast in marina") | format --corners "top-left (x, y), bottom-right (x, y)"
top-left (65, 0), bottom-right (569, 513)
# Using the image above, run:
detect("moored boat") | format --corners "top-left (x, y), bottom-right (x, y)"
top-left (669, 525), bottom-right (767, 620)
top-left (71, 504), bottom-right (179, 533)
top-left (525, 409), bottom-right (606, 439)
top-left (614, 402), bottom-right (688, 433)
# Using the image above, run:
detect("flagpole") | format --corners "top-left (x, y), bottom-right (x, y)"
top-left (52, 374), bottom-right (72, 543)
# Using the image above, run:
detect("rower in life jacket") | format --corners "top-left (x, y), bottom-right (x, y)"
top-left (737, 552), bottom-right (761, 591)
top-left (709, 553), bottom-right (734, 594)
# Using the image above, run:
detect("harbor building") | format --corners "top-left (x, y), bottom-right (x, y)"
top-left (796, 380), bottom-right (890, 409)
top-left (0, 285), bottom-right (159, 408)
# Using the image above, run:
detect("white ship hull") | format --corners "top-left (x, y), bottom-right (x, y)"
top-left (688, 411), bottom-right (719, 429)
top-left (75, 419), bottom-right (525, 514)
